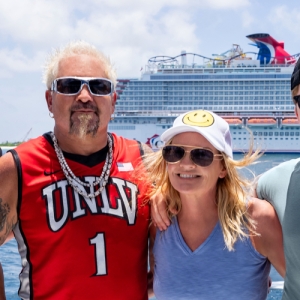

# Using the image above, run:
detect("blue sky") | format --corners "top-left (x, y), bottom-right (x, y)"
top-left (0, 0), bottom-right (300, 142)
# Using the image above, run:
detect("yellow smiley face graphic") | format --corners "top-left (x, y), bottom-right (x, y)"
top-left (182, 110), bottom-right (215, 127)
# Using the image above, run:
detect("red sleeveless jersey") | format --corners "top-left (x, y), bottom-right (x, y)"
top-left (12, 133), bottom-right (150, 300)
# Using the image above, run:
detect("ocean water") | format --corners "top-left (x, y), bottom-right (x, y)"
top-left (1, 153), bottom-right (298, 299)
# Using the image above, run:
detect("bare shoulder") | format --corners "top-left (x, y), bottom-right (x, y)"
top-left (0, 152), bottom-right (18, 245)
top-left (0, 152), bottom-right (18, 184)
top-left (248, 197), bottom-right (276, 224)
top-left (248, 197), bottom-right (281, 243)
top-left (0, 152), bottom-right (16, 174)
top-left (248, 197), bottom-right (285, 277)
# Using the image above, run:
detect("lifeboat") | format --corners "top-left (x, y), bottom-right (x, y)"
top-left (247, 118), bottom-right (276, 126)
top-left (224, 118), bottom-right (242, 125)
top-left (282, 118), bottom-right (299, 125)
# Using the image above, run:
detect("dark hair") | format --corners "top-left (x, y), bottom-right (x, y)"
top-left (291, 58), bottom-right (300, 91)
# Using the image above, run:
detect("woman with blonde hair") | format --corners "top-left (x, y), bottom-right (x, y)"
top-left (145, 109), bottom-right (285, 300)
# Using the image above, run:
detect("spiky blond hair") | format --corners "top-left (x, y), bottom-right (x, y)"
top-left (43, 40), bottom-right (117, 89)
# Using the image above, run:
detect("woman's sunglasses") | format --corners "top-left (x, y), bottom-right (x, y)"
top-left (51, 77), bottom-right (114, 96)
top-left (162, 145), bottom-right (223, 167)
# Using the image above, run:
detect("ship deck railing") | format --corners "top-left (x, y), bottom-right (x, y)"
top-left (115, 111), bottom-right (296, 118)
top-left (143, 63), bottom-right (294, 75)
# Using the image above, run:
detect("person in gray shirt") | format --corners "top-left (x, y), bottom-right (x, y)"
top-left (256, 57), bottom-right (300, 300)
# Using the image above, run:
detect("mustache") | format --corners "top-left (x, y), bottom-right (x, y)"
top-left (70, 103), bottom-right (99, 114)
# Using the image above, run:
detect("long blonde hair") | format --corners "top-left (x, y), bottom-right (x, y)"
top-left (142, 140), bottom-right (261, 251)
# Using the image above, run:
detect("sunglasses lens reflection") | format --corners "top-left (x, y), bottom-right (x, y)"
top-left (90, 79), bottom-right (112, 95)
top-left (191, 149), bottom-right (214, 167)
top-left (57, 79), bottom-right (81, 94)
top-left (162, 146), bottom-right (215, 167)
top-left (162, 146), bottom-right (185, 163)
top-left (56, 78), bottom-right (112, 95)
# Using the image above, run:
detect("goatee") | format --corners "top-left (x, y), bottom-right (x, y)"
top-left (69, 113), bottom-right (99, 138)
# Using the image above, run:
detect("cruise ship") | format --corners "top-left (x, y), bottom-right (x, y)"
top-left (109, 34), bottom-right (300, 153)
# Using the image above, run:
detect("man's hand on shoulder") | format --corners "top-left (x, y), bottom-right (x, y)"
top-left (249, 197), bottom-right (285, 278)
top-left (150, 189), bottom-right (171, 231)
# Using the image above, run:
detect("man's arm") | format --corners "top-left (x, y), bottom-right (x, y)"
top-left (140, 143), bottom-right (171, 230)
top-left (0, 153), bottom-right (18, 245)
top-left (0, 154), bottom-right (19, 300)
top-left (250, 198), bottom-right (285, 277)
top-left (148, 224), bottom-right (156, 298)
top-left (150, 191), bottom-right (170, 231)
top-left (0, 263), bottom-right (6, 300)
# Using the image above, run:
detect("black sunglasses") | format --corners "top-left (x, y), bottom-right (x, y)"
top-left (162, 145), bottom-right (223, 167)
top-left (294, 95), bottom-right (300, 107)
top-left (51, 77), bottom-right (114, 96)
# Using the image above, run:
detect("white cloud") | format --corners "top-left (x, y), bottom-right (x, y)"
top-left (0, 0), bottom-right (251, 46)
top-left (241, 11), bottom-right (255, 28)
top-left (0, 2), bottom-right (201, 78)
top-left (104, 9), bottom-right (198, 77)
top-left (268, 5), bottom-right (300, 33)
top-left (90, 0), bottom-right (250, 10)
top-left (201, 0), bottom-right (250, 9)
top-left (0, 48), bottom-right (45, 74)
top-left (0, 1), bottom-right (72, 44)
top-left (0, 0), bottom-right (252, 79)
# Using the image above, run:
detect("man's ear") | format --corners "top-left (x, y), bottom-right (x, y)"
top-left (112, 91), bottom-right (117, 107)
top-left (111, 92), bottom-right (117, 115)
top-left (45, 90), bottom-right (53, 112)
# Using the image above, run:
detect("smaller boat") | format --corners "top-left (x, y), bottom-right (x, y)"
top-left (247, 118), bottom-right (276, 126)
top-left (224, 118), bottom-right (242, 125)
top-left (282, 118), bottom-right (298, 125)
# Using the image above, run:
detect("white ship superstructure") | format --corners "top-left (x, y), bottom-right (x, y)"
top-left (109, 34), bottom-right (300, 152)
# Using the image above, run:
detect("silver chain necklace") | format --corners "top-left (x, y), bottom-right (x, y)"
top-left (50, 132), bottom-right (113, 198)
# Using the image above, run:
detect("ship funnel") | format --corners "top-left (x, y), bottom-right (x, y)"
top-left (181, 50), bottom-right (187, 66)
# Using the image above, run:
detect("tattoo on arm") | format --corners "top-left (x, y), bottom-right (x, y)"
top-left (0, 198), bottom-right (15, 244)
top-left (0, 199), bottom-right (10, 232)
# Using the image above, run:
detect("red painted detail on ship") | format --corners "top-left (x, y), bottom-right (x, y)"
top-left (146, 134), bottom-right (164, 150)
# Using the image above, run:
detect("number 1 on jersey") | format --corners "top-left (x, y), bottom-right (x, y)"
top-left (90, 233), bottom-right (107, 276)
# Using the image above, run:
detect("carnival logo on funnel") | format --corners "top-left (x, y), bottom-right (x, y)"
top-left (246, 33), bottom-right (296, 65)
top-left (146, 134), bottom-right (164, 150)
